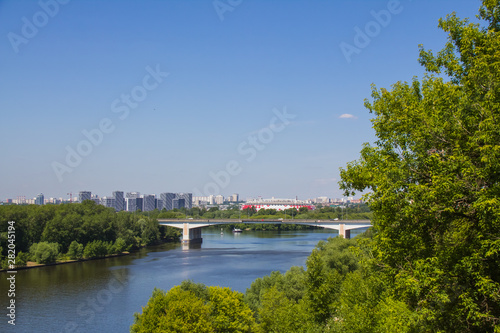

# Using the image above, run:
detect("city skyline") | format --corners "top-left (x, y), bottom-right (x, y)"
top-left (0, 1), bottom-right (481, 201)
top-left (2, 189), bottom-right (358, 205)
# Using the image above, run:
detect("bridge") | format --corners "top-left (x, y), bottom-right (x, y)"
top-left (158, 219), bottom-right (372, 243)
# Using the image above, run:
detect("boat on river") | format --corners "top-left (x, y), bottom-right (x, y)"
top-left (232, 228), bottom-right (242, 233)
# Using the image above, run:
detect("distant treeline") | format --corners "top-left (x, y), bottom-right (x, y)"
top-left (163, 203), bottom-right (372, 220)
top-left (0, 201), bottom-right (180, 269)
top-left (157, 203), bottom-right (371, 231)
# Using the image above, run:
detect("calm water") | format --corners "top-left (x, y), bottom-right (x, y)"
top-left (0, 227), bottom-right (366, 332)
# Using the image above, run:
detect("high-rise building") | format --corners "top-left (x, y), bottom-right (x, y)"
top-left (35, 193), bottom-right (44, 205)
top-left (126, 192), bottom-right (140, 199)
top-left (143, 194), bottom-right (156, 212)
top-left (79, 191), bottom-right (91, 203)
top-left (215, 195), bottom-right (224, 205)
top-left (125, 198), bottom-right (133, 211)
top-left (125, 192), bottom-right (140, 211)
top-left (101, 197), bottom-right (116, 210)
top-left (48, 197), bottom-right (61, 204)
top-left (156, 199), bottom-right (163, 210)
top-left (113, 191), bottom-right (125, 211)
top-left (160, 192), bottom-right (176, 211)
top-left (173, 198), bottom-right (185, 209)
top-left (193, 195), bottom-right (216, 206)
top-left (126, 197), bottom-right (143, 212)
top-left (230, 193), bottom-right (239, 202)
top-left (177, 193), bottom-right (192, 209)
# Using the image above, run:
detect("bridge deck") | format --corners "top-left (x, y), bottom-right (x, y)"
top-left (157, 219), bottom-right (371, 242)
top-left (158, 218), bottom-right (371, 225)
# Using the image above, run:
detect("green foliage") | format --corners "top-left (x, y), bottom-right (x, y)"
top-left (339, 1), bottom-right (500, 331)
top-left (131, 284), bottom-right (257, 333)
top-left (299, 206), bottom-right (309, 214)
top-left (304, 247), bottom-right (341, 324)
top-left (157, 210), bottom-right (183, 219)
top-left (15, 251), bottom-right (29, 267)
top-left (242, 206), bottom-right (257, 216)
top-left (139, 218), bottom-right (160, 246)
top-left (131, 287), bottom-right (212, 333)
top-left (30, 242), bottom-right (60, 264)
top-left (0, 201), bottom-right (180, 264)
top-left (67, 240), bottom-right (84, 260)
top-left (315, 236), bottom-right (359, 275)
top-left (245, 266), bottom-right (306, 312)
top-left (327, 268), bottom-right (419, 333)
top-left (83, 240), bottom-right (108, 259)
top-left (207, 286), bottom-right (257, 332)
top-left (179, 280), bottom-right (210, 300)
top-left (113, 237), bottom-right (127, 253)
top-left (0, 204), bottom-right (57, 254)
top-left (299, 236), bottom-right (359, 325)
top-left (258, 286), bottom-right (308, 333)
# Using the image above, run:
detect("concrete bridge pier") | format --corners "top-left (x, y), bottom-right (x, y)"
top-left (182, 224), bottom-right (202, 243)
top-left (338, 224), bottom-right (351, 239)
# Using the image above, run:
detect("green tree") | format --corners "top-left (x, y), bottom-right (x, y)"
top-left (113, 237), bottom-right (127, 253)
top-left (67, 240), bottom-right (84, 260)
top-left (207, 286), bottom-right (257, 333)
top-left (131, 285), bottom-right (257, 333)
top-left (131, 287), bottom-right (213, 333)
top-left (242, 206), bottom-right (257, 217)
top-left (83, 240), bottom-right (108, 259)
top-left (245, 266), bottom-right (306, 312)
top-left (30, 242), bottom-right (60, 264)
top-left (304, 247), bottom-right (340, 325)
top-left (15, 251), bottom-right (30, 267)
top-left (179, 280), bottom-right (209, 300)
top-left (139, 218), bottom-right (160, 246)
top-left (258, 286), bottom-right (308, 333)
top-left (299, 206), bottom-right (309, 214)
top-left (339, 1), bottom-right (500, 331)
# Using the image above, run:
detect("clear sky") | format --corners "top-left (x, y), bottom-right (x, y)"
top-left (0, 0), bottom-right (482, 201)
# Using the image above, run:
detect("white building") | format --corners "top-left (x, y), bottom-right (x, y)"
top-left (215, 195), bottom-right (224, 205)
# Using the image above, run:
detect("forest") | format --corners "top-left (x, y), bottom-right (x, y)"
top-left (0, 201), bottom-right (180, 268)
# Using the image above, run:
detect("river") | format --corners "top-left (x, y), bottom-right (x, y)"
top-left (0, 227), bottom-right (367, 332)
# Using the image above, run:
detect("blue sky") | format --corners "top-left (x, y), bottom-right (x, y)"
top-left (0, 0), bottom-right (482, 201)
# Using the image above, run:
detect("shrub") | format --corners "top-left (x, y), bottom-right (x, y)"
top-left (30, 242), bottom-right (60, 264)
top-left (67, 241), bottom-right (84, 260)
top-left (83, 240), bottom-right (108, 259)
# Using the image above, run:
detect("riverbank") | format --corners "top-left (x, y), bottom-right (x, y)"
top-left (0, 252), bottom-right (131, 272)
top-left (0, 238), bottom-right (181, 273)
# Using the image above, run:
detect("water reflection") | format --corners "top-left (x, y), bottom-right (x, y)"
top-left (182, 242), bottom-right (202, 251)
